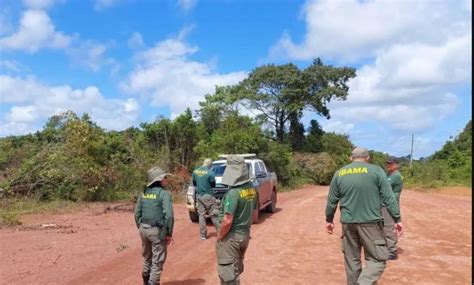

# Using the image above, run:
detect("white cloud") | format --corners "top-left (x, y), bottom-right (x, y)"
top-left (322, 120), bottom-right (354, 134)
top-left (269, 0), bottom-right (471, 136)
top-left (177, 0), bottom-right (197, 11)
top-left (0, 9), bottom-right (72, 53)
top-left (67, 41), bottom-right (119, 73)
top-left (325, 33), bottom-right (470, 131)
top-left (23, 0), bottom-right (57, 9)
top-left (0, 75), bottom-right (140, 136)
top-left (122, 31), bottom-right (247, 116)
top-left (0, 10), bottom-right (14, 36)
top-left (0, 75), bottom-right (50, 103)
top-left (271, 0), bottom-right (471, 62)
top-left (94, 0), bottom-right (124, 10)
top-left (0, 60), bottom-right (29, 74)
top-left (329, 92), bottom-right (459, 131)
top-left (376, 35), bottom-right (472, 89)
top-left (7, 105), bottom-right (38, 123)
top-left (127, 32), bottom-right (145, 49)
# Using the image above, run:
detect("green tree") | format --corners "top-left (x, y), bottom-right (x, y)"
top-left (170, 108), bottom-right (202, 169)
top-left (321, 132), bottom-right (353, 167)
top-left (288, 112), bottom-right (306, 151)
top-left (304, 119), bottom-right (324, 152)
top-left (369, 151), bottom-right (389, 169)
top-left (232, 59), bottom-right (355, 142)
top-left (140, 116), bottom-right (172, 152)
top-left (195, 112), bottom-right (269, 159)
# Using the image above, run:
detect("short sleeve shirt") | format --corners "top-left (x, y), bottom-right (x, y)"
top-left (218, 181), bottom-right (257, 235)
top-left (192, 166), bottom-right (216, 196)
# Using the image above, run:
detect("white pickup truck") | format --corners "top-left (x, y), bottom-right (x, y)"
top-left (186, 154), bottom-right (278, 223)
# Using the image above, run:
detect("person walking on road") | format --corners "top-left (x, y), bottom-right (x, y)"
top-left (216, 155), bottom-right (257, 285)
top-left (325, 147), bottom-right (404, 285)
top-left (192, 158), bottom-right (219, 240)
top-left (135, 167), bottom-right (175, 285)
top-left (382, 156), bottom-right (404, 260)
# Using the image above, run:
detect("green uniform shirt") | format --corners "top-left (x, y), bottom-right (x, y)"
top-left (325, 162), bottom-right (401, 224)
top-left (387, 170), bottom-right (403, 204)
top-left (218, 182), bottom-right (257, 235)
top-left (192, 166), bottom-right (216, 196)
top-left (134, 187), bottom-right (174, 237)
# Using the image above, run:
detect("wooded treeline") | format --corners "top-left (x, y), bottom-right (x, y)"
top-left (0, 59), bottom-right (470, 201)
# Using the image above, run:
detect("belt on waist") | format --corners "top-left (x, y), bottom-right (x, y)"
top-left (141, 219), bottom-right (163, 227)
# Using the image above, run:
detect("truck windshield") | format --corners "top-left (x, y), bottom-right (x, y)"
top-left (211, 163), bottom-right (252, 176)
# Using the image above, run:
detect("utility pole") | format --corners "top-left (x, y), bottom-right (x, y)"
top-left (409, 134), bottom-right (414, 168)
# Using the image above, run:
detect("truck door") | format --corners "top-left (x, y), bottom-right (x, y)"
top-left (256, 161), bottom-right (271, 203)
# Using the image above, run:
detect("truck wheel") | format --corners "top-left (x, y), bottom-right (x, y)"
top-left (189, 211), bottom-right (199, 223)
top-left (265, 190), bottom-right (277, 213)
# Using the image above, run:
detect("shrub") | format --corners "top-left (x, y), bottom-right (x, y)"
top-left (293, 152), bottom-right (337, 185)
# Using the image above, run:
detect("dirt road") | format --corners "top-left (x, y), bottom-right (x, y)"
top-left (0, 186), bottom-right (471, 285)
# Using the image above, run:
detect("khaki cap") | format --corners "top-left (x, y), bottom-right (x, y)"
top-left (147, 166), bottom-right (172, 187)
top-left (221, 155), bottom-right (251, 187)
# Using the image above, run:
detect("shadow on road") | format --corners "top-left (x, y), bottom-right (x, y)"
top-left (162, 278), bottom-right (206, 285)
top-left (257, 207), bottom-right (283, 223)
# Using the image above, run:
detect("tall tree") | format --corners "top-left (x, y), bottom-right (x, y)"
top-left (289, 112), bottom-right (305, 150)
top-left (234, 59), bottom-right (355, 142)
top-left (304, 119), bottom-right (324, 152)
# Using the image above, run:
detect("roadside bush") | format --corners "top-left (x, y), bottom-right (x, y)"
top-left (402, 160), bottom-right (452, 188)
top-left (0, 212), bottom-right (21, 227)
top-left (260, 141), bottom-right (299, 186)
top-left (321, 132), bottom-right (353, 168)
top-left (293, 152), bottom-right (337, 185)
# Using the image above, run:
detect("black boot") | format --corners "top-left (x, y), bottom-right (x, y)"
top-left (142, 273), bottom-right (150, 285)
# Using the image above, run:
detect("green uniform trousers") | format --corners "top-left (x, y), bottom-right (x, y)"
top-left (139, 223), bottom-right (168, 284)
top-left (196, 194), bottom-right (219, 238)
top-left (341, 223), bottom-right (389, 285)
top-left (381, 207), bottom-right (397, 255)
top-left (216, 232), bottom-right (250, 285)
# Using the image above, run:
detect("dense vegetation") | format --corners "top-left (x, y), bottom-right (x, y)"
top-left (0, 59), bottom-right (356, 201)
top-left (400, 120), bottom-right (472, 188)
top-left (0, 59), bottom-right (471, 205)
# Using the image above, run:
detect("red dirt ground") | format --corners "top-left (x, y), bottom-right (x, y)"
top-left (0, 186), bottom-right (471, 285)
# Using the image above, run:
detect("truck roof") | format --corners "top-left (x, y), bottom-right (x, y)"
top-left (217, 153), bottom-right (257, 159)
top-left (212, 159), bottom-right (261, 164)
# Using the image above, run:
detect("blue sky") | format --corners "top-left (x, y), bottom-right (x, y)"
top-left (0, 0), bottom-right (471, 158)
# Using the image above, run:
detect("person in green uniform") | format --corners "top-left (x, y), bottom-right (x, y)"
top-left (135, 167), bottom-right (175, 285)
top-left (216, 155), bottom-right (257, 285)
top-left (325, 147), bottom-right (404, 285)
top-left (192, 158), bottom-right (218, 239)
top-left (381, 156), bottom-right (404, 260)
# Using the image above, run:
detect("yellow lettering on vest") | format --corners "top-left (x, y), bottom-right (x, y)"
top-left (339, 167), bottom-right (368, 176)
top-left (239, 188), bottom-right (256, 200)
top-left (142, 193), bottom-right (157, 199)
top-left (194, 170), bottom-right (208, 176)
top-left (352, 167), bottom-right (362, 174)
